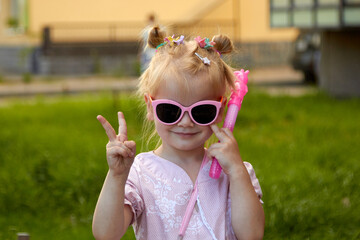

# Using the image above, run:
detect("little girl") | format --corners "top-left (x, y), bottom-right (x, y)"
top-left (92, 27), bottom-right (264, 240)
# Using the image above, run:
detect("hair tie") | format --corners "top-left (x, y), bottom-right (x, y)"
top-left (156, 42), bottom-right (167, 50)
top-left (194, 36), bottom-right (215, 49)
top-left (174, 35), bottom-right (185, 45)
top-left (156, 35), bottom-right (185, 51)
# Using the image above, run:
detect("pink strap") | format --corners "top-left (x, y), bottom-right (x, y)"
top-left (178, 153), bottom-right (208, 237)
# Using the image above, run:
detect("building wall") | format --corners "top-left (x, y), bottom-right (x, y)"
top-left (0, 0), bottom-right (299, 75)
top-left (242, 1), bottom-right (298, 42)
top-left (320, 30), bottom-right (360, 97)
top-left (202, 0), bottom-right (298, 42)
top-left (27, 0), bottom-right (298, 42)
top-left (28, 0), bottom-right (219, 35)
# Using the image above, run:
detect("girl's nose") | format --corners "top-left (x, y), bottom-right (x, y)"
top-left (177, 111), bottom-right (194, 127)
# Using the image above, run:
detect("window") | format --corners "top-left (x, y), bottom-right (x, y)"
top-left (270, 0), bottom-right (360, 28)
top-left (344, 7), bottom-right (360, 25)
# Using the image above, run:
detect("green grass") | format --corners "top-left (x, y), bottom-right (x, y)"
top-left (0, 91), bottom-right (359, 239)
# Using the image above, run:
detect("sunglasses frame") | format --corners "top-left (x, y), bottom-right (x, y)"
top-left (150, 96), bottom-right (223, 126)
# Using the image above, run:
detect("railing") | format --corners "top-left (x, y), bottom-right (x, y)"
top-left (44, 22), bottom-right (145, 43)
top-left (172, 20), bottom-right (236, 39)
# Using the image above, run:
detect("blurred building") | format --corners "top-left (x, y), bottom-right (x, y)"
top-left (1, 0), bottom-right (298, 75)
top-left (270, 0), bottom-right (360, 97)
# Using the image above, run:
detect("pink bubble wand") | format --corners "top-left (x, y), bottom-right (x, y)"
top-left (209, 69), bottom-right (249, 179)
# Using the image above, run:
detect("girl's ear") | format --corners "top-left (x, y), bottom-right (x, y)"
top-left (144, 94), bottom-right (154, 121)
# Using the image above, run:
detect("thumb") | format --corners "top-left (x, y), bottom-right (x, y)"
top-left (124, 141), bottom-right (136, 154)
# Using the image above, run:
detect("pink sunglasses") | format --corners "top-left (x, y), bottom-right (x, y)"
top-left (150, 96), bottom-right (223, 126)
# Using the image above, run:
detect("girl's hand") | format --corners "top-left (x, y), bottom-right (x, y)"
top-left (97, 112), bottom-right (136, 177)
top-left (209, 125), bottom-right (265, 240)
top-left (208, 124), bottom-right (243, 177)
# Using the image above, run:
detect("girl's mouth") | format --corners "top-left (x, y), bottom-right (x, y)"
top-left (173, 132), bottom-right (198, 136)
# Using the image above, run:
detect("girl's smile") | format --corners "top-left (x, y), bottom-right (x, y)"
top-left (173, 131), bottom-right (199, 136)
top-left (171, 129), bottom-right (200, 138)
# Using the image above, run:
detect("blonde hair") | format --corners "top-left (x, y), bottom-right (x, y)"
top-left (137, 26), bottom-right (237, 150)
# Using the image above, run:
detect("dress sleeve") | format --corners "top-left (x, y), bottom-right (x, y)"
top-left (243, 161), bottom-right (263, 204)
top-left (124, 161), bottom-right (145, 224)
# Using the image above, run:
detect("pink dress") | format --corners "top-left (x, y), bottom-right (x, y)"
top-left (124, 151), bottom-right (263, 240)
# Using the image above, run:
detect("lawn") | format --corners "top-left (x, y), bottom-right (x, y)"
top-left (0, 90), bottom-right (359, 239)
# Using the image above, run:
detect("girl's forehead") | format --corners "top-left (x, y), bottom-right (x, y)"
top-left (154, 75), bottom-right (224, 103)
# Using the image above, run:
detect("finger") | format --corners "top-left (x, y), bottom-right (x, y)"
top-left (107, 141), bottom-right (134, 156)
top-left (125, 141), bottom-right (136, 155)
top-left (207, 145), bottom-right (223, 160)
top-left (210, 124), bottom-right (229, 142)
top-left (108, 142), bottom-right (134, 157)
top-left (119, 143), bottom-right (135, 157)
top-left (107, 140), bottom-right (127, 148)
top-left (208, 142), bottom-right (222, 150)
top-left (222, 128), bottom-right (236, 140)
top-left (108, 145), bottom-right (133, 158)
top-left (97, 115), bottom-right (117, 142)
top-left (118, 112), bottom-right (128, 142)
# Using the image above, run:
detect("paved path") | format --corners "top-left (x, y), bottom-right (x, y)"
top-left (0, 65), bottom-right (317, 100)
top-left (0, 76), bottom-right (138, 98)
top-left (250, 65), bottom-right (318, 96)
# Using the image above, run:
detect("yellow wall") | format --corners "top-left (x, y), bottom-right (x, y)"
top-left (28, 0), bottom-right (212, 33)
top-left (27, 0), bottom-right (297, 42)
top-left (199, 0), bottom-right (235, 37)
top-left (0, 0), bottom-right (10, 35)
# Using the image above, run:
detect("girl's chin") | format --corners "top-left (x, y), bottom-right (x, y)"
top-left (171, 140), bottom-right (207, 152)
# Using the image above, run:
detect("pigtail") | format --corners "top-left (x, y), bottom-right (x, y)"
top-left (211, 34), bottom-right (236, 89)
top-left (212, 34), bottom-right (234, 55)
top-left (147, 26), bottom-right (166, 49)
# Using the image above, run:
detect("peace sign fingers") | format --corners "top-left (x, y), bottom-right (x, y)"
top-left (97, 112), bottom-right (130, 144)
top-left (97, 115), bottom-right (117, 142)
top-left (97, 112), bottom-right (136, 176)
